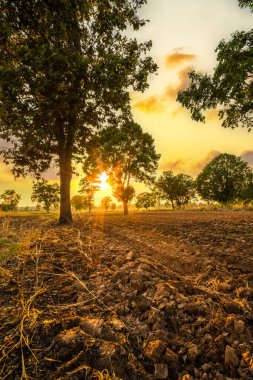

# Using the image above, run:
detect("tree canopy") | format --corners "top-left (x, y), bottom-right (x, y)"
top-left (196, 153), bottom-right (250, 205)
top-left (83, 121), bottom-right (160, 214)
top-left (136, 192), bottom-right (156, 210)
top-left (101, 196), bottom-right (112, 211)
top-left (71, 195), bottom-right (86, 211)
top-left (177, 0), bottom-right (253, 131)
top-left (0, 189), bottom-right (21, 211)
top-left (31, 179), bottom-right (60, 212)
top-left (0, 0), bottom-right (157, 223)
top-left (156, 172), bottom-right (195, 209)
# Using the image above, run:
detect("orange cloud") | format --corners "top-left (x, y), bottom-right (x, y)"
top-left (165, 49), bottom-right (196, 68)
top-left (159, 150), bottom-right (220, 176)
top-left (134, 95), bottom-right (164, 113)
top-left (133, 66), bottom-right (193, 113)
top-left (191, 150), bottom-right (220, 174)
top-left (165, 66), bottom-right (192, 99)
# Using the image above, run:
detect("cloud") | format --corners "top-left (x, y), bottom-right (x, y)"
top-left (241, 150), bottom-right (253, 167)
top-left (133, 66), bottom-right (193, 113)
top-left (191, 150), bottom-right (220, 174)
top-left (164, 48), bottom-right (196, 68)
top-left (159, 150), bottom-right (220, 176)
top-left (159, 159), bottom-right (186, 172)
top-left (165, 66), bottom-right (192, 99)
top-left (133, 95), bottom-right (164, 113)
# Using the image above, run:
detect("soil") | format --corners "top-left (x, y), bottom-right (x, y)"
top-left (0, 211), bottom-right (252, 380)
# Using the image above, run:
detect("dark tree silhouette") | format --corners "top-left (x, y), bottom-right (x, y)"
top-left (0, 190), bottom-right (21, 211)
top-left (31, 179), bottom-right (60, 212)
top-left (196, 154), bottom-right (250, 205)
top-left (83, 121), bottom-right (160, 214)
top-left (177, 1), bottom-right (253, 132)
top-left (0, 0), bottom-right (157, 223)
top-left (156, 172), bottom-right (195, 209)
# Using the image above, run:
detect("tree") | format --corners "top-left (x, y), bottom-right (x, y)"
top-left (83, 121), bottom-right (160, 214)
top-left (0, 189), bottom-right (21, 211)
top-left (177, 1), bottom-right (253, 132)
top-left (239, 171), bottom-right (253, 205)
top-left (111, 202), bottom-right (117, 211)
top-left (156, 171), bottom-right (195, 209)
top-left (31, 179), bottom-right (60, 212)
top-left (196, 153), bottom-right (250, 205)
top-left (79, 178), bottom-right (98, 213)
top-left (114, 185), bottom-right (135, 214)
top-left (71, 195), bottom-right (85, 211)
top-left (136, 192), bottom-right (156, 210)
top-left (101, 196), bottom-right (112, 211)
top-left (0, 1), bottom-right (157, 224)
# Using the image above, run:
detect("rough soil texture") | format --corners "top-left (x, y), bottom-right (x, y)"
top-left (0, 211), bottom-right (253, 380)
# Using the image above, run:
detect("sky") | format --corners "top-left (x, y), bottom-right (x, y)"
top-left (1, 0), bottom-right (253, 206)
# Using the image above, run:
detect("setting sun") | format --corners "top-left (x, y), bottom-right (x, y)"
top-left (98, 172), bottom-right (110, 190)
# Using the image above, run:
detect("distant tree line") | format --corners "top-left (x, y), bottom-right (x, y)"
top-left (69, 152), bottom-right (253, 213)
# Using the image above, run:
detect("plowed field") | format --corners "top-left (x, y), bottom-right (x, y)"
top-left (0, 211), bottom-right (252, 379)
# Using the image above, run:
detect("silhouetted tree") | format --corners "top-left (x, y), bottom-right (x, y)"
top-left (111, 202), bottom-right (117, 211)
top-left (177, 1), bottom-right (253, 132)
top-left (240, 171), bottom-right (253, 205)
top-left (31, 179), bottom-right (60, 213)
top-left (0, 0), bottom-right (157, 224)
top-left (83, 121), bottom-right (160, 215)
top-left (136, 192), bottom-right (156, 210)
top-left (196, 154), bottom-right (250, 205)
top-left (71, 195), bottom-right (86, 211)
top-left (101, 196), bottom-right (112, 211)
top-left (0, 190), bottom-right (21, 211)
top-left (156, 172), bottom-right (195, 209)
top-left (79, 178), bottom-right (98, 213)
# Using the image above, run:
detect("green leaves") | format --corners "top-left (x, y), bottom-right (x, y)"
top-left (156, 172), bottom-right (195, 208)
top-left (177, 6), bottom-right (253, 132)
top-left (0, 189), bottom-right (21, 211)
top-left (31, 179), bottom-right (60, 212)
top-left (196, 154), bottom-right (250, 204)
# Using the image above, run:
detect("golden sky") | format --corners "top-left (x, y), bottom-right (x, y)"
top-left (1, 0), bottom-right (253, 206)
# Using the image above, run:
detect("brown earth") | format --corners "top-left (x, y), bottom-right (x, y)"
top-left (0, 211), bottom-right (252, 380)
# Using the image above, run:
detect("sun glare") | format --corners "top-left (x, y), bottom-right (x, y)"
top-left (98, 172), bottom-right (109, 190)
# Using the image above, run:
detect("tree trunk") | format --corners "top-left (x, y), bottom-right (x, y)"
top-left (123, 201), bottom-right (129, 215)
top-left (59, 152), bottom-right (73, 224)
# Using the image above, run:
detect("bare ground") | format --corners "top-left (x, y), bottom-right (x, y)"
top-left (0, 211), bottom-right (252, 379)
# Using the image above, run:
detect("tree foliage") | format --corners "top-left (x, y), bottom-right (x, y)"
top-left (31, 179), bottom-right (60, 212)
top-left (0, 0), bottom-right (157, 223)
top-left (240, 171), bottom-right (253, 205)
top-left (0, 189), bottom-right (21, 211)
top-left (136, 192), bottom-right (156, 210)
top-left (156, 172), bottom-right (195, 209)
top-left (177, 1), bottom-right (253, 131)
top-left (196, 153), bottom-right (250, 205)
top-left (71, 195), bottom-right (86, 211)
top-left (101, 196), bottom-right (112, 211)
top-left (238, 0), bottom-right (253, 10)
top-left (83, 121), bottom-right (160, 214)
top-left (79, 178), bottom-right (98, 213)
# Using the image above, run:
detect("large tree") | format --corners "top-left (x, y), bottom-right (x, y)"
top-left (31, 179), bottom-right (60, 212)
top-left (156, 171), bottom-right (195, 209)
top-left (196, 153), bottom-right (250, 205)
top-left (135, 192), bottom-right (156, 210)
top-left (0, 0), bottom-right (157, 223)
top-left (0, 189), bottom-right (21, 211)
top-left (83, 121), bottom-right (160, 214)
top-left (177, 1), bottom-right (253, 132)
